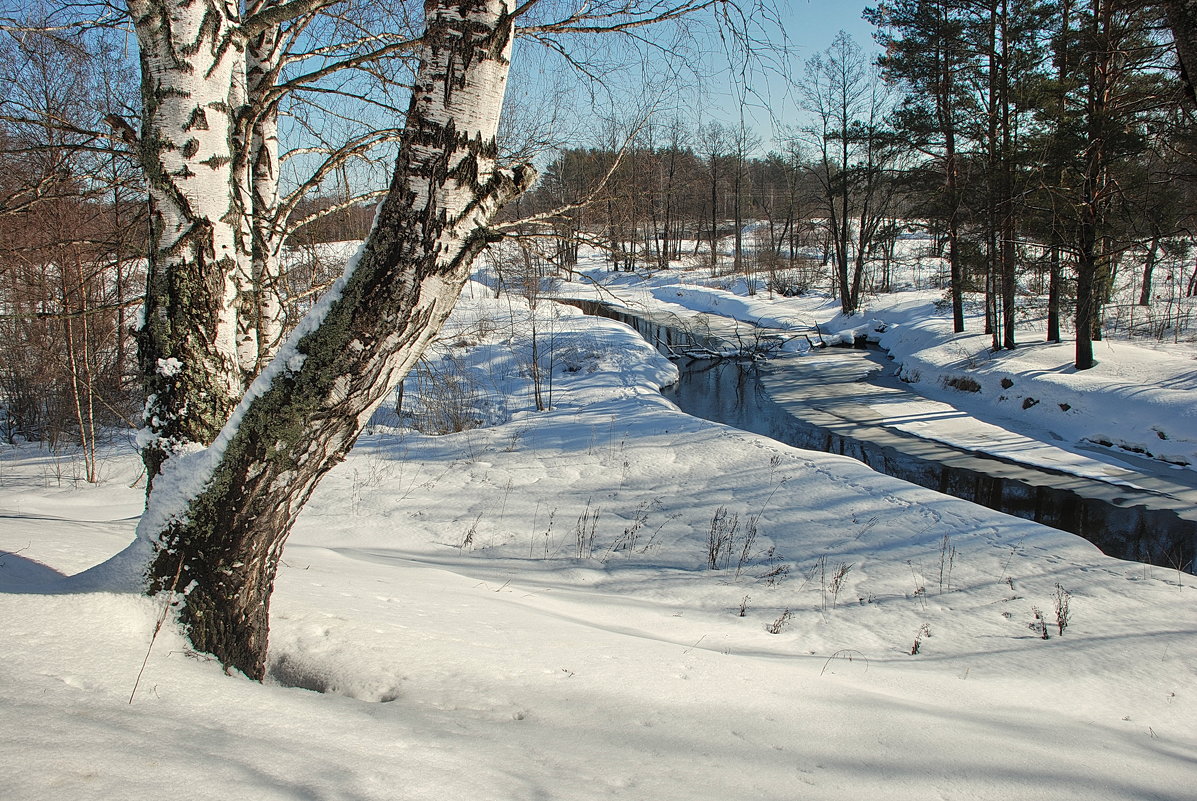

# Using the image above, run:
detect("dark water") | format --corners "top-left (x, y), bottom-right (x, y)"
top-left (569, 299), bottom-right (1196, 570)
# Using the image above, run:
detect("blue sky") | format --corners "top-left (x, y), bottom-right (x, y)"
top-left (721, 1), bottom-right (882, 141)
top-left (786, 0), bottom-right (880, 55)
top-left (502, 2), bottom-right (886, 158)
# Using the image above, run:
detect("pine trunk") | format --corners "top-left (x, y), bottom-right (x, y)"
top-left (1165, 1), bottom-right (1197, 102)
top-left (1139, 235), bottom-right (1158, 307)
top-left (1047, 244), bottom-right (1062, 342)
top-left (941, 18), bottom-right (965, 334)
top-left (998, 0), bottom-right (1016, 351)
top-left (142, 0), bottom-right (531, 680)
top-left (1076, 0), bottom-right (1112, 370)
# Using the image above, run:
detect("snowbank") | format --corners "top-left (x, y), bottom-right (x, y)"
top-left (2, 291), bottom-right (1195, 800)
top-left (563, 263), bottom-right (1197, 473)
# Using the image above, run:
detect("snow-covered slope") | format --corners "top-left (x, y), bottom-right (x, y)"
top-left (2, 289), bottom-right (1194, 800)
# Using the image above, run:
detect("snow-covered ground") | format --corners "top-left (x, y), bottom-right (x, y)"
top-left (558, 258), bottom-right (1197, 480)
top-left (2, 270), bottom-right (1196, 800)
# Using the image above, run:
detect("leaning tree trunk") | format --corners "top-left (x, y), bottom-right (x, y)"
top-left (131, 0), bottom-right (250, 484)
top-left (141, 0), bottom-right (532, 680)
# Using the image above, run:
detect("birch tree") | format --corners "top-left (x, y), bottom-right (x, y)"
top-left (121, 0), bottom-right (753, 679)
top-left (134, 0), bottom-right (530, 680)
top-left (129, 0), bottom-right (731, 484)
top-left (130, 0), bottom-right (425, 482)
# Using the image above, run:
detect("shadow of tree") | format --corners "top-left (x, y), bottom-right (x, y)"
top-left (0, 549), bottom-right (66, 591)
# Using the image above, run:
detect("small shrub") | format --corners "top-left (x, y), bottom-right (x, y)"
top-left (735, 519), bottom-right (759, 577)
top-left (828, 562), bottom-right (854, 608)
top-left (907, 560), bottom-right (927, 610)
top-left (574, 498), bottom-right (600, 559)
top-left (943, 375), bottom-right (981, 393)
top-left (706, 506), bottom-right (740, 570)
top-left (555, 345), bottom-right (599, 374)
top-left (402, 353), bottom-right (486, 434)
top-left (606, 498), bottom-right (660, 556)
top-left (1030, 606), bottom-right (1050, 639)
top-left (765, 608), bottom-right (792, 634)
top-left (938, 533), bottom-right (956, 593)
top-left (760, 563), bottom-right (790, 586)
top-left (910, 623), bottom-right (932, 655)
top-left (460, 513), bottom-right (481, 550)
top-left (766, 261), bottom-right (823, 297)
top-left (1054, 584), bottom-right (1071, 636)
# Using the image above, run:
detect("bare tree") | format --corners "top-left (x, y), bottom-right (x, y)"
top-left (801, 31), bottom-right (896, 315)
top-left (696, 120), bottom-right (731, 269)
top-left (728, 121), bottom-right (760, 288)
top-left (0, 14), bottom-right (143, 459)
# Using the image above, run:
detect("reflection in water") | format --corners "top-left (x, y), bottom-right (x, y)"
top-left (658, 344), bottom-right (1196, 572)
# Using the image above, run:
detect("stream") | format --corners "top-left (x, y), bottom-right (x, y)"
top-left (567, 299), bottom-right (1197, 571)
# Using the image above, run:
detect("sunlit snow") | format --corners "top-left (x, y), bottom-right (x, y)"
top-left (2, 259), bottom-right (1195, 800)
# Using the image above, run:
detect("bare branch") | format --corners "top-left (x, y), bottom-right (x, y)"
top-left (286, 189), bottom-right (388, 234)
top-left (244, 0), bottom-right (346, 37)
top-left (0, 296), bottom-right (144, 322)
top-left (517, 0), bottom-right (722, 35)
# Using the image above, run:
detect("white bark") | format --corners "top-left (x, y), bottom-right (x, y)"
top-left (143, 0), bottom-right (533, 679)
top-left (131, 0), bottom-right (251, 478)
top-left (239, 25), bottom-right (287, 380)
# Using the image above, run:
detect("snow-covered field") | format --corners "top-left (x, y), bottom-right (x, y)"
top-left (2, 266), bottom-right (1196, 800)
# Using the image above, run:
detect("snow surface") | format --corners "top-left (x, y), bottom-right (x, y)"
top-left (560, 264), bottom-right (1197, 480)
top-left (2, 276), bottom-right (1196, 800)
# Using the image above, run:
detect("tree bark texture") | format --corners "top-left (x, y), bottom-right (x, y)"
top-left (1165, 0), bottom-right (1197, 102)
top-left (239, 25), bottom-right (287, 382)
top-left (1076, 0), bottom-right (1113, 370)
top-left (998, 0), bottom-right (1016, 351)
top-left (1139, 235), bottom-right (1158, 307)
top-left (142, 0), bottom-right (533, 680)
top-left (941, 17), bottom-right (965, 334)
top-left (131, 0), bottom-right (252, 483)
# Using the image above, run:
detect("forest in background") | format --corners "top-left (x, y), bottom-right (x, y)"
top-left (3, 0), bottom-right (1197, 457)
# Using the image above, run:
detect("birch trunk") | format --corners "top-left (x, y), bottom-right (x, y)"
top-left (239, 26), bottom-right (287, 381)
top-left (131, 0), bottom-right (250, 483)
top-left (142, 0), bottom-right (532, 680)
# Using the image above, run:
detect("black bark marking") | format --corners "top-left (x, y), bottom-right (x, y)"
top-left (184, 106), bottom-right (209, 131)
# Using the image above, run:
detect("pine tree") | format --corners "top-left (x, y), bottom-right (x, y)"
top-left (867, 0), bottom-right (974, 332)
